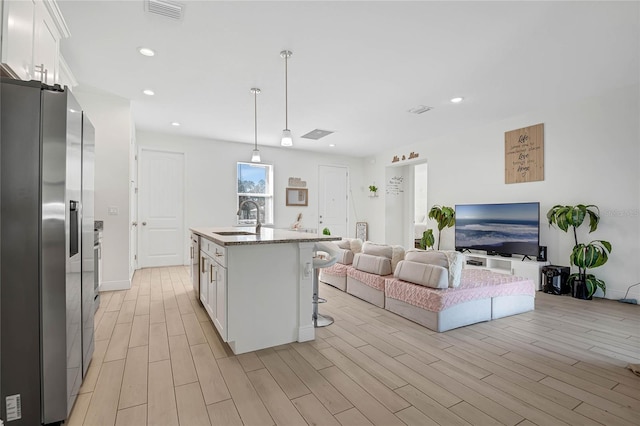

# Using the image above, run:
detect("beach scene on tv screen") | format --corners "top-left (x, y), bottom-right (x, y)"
top-left (455, 203), bottom-right (539, 254)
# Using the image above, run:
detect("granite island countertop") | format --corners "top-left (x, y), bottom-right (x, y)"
top-left (190, 227), bottom-right (340, 246)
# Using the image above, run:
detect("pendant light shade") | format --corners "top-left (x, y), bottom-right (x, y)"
top-left (281, 129), bottom-right (293, 147)
top-left (250, 88), bottom-right (261, 163)
top-left (280, 50), bottom-right (293, 147)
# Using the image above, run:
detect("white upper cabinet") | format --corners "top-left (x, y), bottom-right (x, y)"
top-left (1, 0), bottom-right (36, 80)
top-left (1, 0), bottom-right (69, 84)
top-left (33, 1), bottom-right (58, 84)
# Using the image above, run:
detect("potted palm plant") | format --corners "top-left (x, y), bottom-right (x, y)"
top-left (547, 204), bottom-right (612, 299)
top-left (428, 205), bottom-right (455, 250)
top-left (419, 229), bottom-right (435, 250)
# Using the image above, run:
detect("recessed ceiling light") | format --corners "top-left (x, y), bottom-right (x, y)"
top-left (450, 97), bottom-right (464, 103)
top-left (143, 89), bottom-right (155, 96)
top-left (329, 144), bottom-right (335, 147)
top-left (138, 47), bottom-right (155, 57)
top-left (171, 122), bottom-right (180, 126)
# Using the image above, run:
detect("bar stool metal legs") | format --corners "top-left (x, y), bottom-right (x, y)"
top-left (313, 267), bottom-right (333, 327)
top-left (312, 242), bottom-right (339, 328)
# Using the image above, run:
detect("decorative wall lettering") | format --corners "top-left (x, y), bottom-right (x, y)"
top-left (505, 123), bottom-right (544, 184)
top-left (391, 152), bottom-right (420, 163)
top-left (386, 176), bottom-right (405, 196)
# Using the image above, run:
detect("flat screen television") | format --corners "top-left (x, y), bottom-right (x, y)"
top-left (455, 202), bottom-right (540, 257)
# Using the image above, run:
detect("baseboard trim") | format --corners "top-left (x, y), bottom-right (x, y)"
top-left (100, 279), bottom-right (131, 292)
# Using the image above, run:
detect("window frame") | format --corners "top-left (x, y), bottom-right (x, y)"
top-left (236, 162), bottom-right (274, 226)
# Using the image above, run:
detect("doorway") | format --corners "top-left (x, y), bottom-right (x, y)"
top-left (384, 161), bottom-right (428, 249)
top-left (138, 148), bottom-right (185, 268)
top-left (318, 165), bottom-right (349, 237)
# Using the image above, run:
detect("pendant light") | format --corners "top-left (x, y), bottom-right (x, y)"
top-left (280, 50), bottom-right (293, 147)
top-left (250, 88), bottom-right (261, 163)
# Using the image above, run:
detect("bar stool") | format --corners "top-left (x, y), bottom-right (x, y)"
top-left (313, 242), bottom-right (339, 327)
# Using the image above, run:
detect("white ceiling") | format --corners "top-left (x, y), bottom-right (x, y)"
top-left (58, 1), bottom-right (639, 158)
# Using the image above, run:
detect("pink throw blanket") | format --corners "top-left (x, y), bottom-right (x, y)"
top-left (385, 268), bottom-right (534, 312)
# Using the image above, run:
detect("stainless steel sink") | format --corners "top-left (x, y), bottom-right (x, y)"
top-left (213, 231), bottom-right (257, 236)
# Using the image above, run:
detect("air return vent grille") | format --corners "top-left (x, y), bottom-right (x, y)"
top-left (301, 129), bottom-right (334, 140)
top-left (145, 0), bottom-right (184, 20)
top-left (407, 105), bottom-right (433, 114)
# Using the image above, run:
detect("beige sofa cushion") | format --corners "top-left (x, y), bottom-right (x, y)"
top-left (405, 250), bottom-right (448, 268)
top-left (352, 253), bottom-right (392, 276)
top-left (391, 245), bottom-right (405, 272)
top-left (336, 238), bottom-right (363, 253)
top-left (362, 241), bottom-right (393, 259)
top-left (336, 249), bottom-right (354, 265)
top-left (394, 260), bottom-right (449, 289)
top-left (402, 249), bottom-right (464, 288)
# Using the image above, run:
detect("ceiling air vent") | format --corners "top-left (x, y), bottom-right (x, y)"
top-left (301, 129), bottom-right (334, 140)
top-left (407, 105), bottom-right (433, 114)
top-left (145, 0), bottom-right (184, 20)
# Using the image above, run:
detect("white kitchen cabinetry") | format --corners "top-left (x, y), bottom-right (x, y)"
top-left (199, 250), bottom-right (210, 310)
top-left (200, 239), bottom-right (227, 340)
top-left (32, 1), bottom-right (58, 84)
top-left (1, 0), bottom-right (69, 83)
top-left (1, 0), bottom-right (36, 79)
top-left (464, 252), bottom-right (549, 290)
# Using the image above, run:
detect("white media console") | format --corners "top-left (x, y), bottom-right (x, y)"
top-left (463, 252), bottom-right (550, 291)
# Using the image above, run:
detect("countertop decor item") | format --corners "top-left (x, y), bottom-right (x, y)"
top-left (547, 204), bottom-right (612, 299)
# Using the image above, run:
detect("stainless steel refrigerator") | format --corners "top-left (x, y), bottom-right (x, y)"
top-left (1, 78), bottom-right (95, 424)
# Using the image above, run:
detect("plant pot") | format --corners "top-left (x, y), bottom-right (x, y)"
top-left (571, 279), bottom-right (592, 300)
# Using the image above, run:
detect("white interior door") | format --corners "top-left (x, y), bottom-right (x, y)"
top-left (318, 165), bottom-right (348, 237)
top-left (129, 143), bottom-right (138, 277)
top-left (138, 148), bottom-right (184, 267)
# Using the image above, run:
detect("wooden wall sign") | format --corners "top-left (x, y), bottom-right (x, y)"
top-left (505, 123), bottom-right (544, 184)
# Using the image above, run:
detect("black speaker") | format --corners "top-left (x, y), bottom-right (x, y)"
top-left (542, 265), bottom-right (570, 295)
top-left (537, 245), bottom-right (547, 262)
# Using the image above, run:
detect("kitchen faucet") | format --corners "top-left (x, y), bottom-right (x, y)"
top-left (237, 200), bottom-right (262, 234)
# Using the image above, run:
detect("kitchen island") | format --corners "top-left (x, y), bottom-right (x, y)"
top-left (190, 227), bottom-right (339, 354)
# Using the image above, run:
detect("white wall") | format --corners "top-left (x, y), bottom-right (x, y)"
top-left (136, 131), bottom-right (367, 263)
top-left (363, 85), bottom-right (640, 300)
top-left (73, 87), bottom-right (132, 291)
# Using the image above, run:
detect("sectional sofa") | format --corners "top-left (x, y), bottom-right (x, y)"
top-left (319, 241), bottom-right (536, 332)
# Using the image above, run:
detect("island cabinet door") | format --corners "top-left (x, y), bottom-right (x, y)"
top-left (199, 251), bottom-right (209, 309)
top-left (208, 260), bottom-right (217, 322)
top-left (214, 265), bottom-right (227, 341)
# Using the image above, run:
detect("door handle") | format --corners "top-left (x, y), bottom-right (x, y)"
top-left (142, 222), bottom-right (147, 226)
top-left (201, 257), bottom-right (205, 273)
top-left (132, 221), bottom-right (138, 226)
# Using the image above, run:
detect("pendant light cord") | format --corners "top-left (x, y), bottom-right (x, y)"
top-left (254, 90), bottom-right (258, 150)
top-left (284, 54), bottom-right (288, 129)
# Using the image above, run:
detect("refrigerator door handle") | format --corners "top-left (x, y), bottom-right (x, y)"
top-left (70, 200), bottom-right (80, 257)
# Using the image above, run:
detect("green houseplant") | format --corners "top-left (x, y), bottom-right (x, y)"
top-left (547, 204), bottom-right (612, 299)
top-left (322, 227), bottom-right (331, 235)
top-left (428, 205), bottom-right (455, 250)
top-left (419, 229), bottom-right (435, 250)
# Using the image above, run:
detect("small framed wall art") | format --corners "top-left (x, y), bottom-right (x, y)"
top-left (286, 188), bottom-right (308, 206)
top-left (356, 222), bottom-right (368, 241)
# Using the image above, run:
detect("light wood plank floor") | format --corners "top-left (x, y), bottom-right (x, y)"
top-left (69, 266), bottom-right (640, 425)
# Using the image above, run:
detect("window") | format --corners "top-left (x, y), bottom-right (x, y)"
top-left (237, 162), bottom-right (273, 225)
